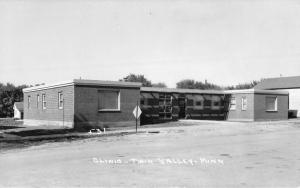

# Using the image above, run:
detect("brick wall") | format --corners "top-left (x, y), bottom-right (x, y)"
top-left (254, 94), bottom-right (288, 120)
top-left (227, 92), bottom-right (289, 121)
top-left (74, 86), bottom-right (140, 130)
top-left (23, 85), bottom-right (75, 127)
top-left (227, 93), bottom-right (255, 121)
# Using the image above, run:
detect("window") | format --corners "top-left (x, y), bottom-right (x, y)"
top-left (194, 95), bottom-right (204, 108)
top-left (204, 100), bottom-right (212, 107)
top-left (186, 99), bottom-right (194, 106)
top-left (195, 101), bottom-right (202, 106)
top-left (172, 98), bottom-right (178, 106)
top-left (179, 100), bottom-right (185, 106)
top-left (98, 90), bottom-right (120, 111)
top-left (213, 101), bottom-right (220, 106)
top-left (58, 92), bottom-right (63, 109)
top-left (230, 97), bottom-right (236, 110)
top-left (37, 94), bottom-right (40, 108)
top-left (211, 96), bottom-right (221, 110)
top-left (203, 95), bottom-right (212, 108)
top-left (28, 96), bottom-right (31, 109)
top-left (42, 94), bottom-right (46, 109)
top-left (266, 96), bottom-right (277, 111)
top-left (148, 98), bottom-right (159, 106)
top-left (242, 97), bottom-right (247, 111)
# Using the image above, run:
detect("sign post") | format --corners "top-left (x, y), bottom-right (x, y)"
top-left (135, 101), bottom-right (138, 132)
top-left (133, 101), bottom-right (142, 133)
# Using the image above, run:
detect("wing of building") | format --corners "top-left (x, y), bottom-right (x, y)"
top-left (23, 79), bottom-right (142, 130)
top-left (255, 76), bottom-right (300, 117)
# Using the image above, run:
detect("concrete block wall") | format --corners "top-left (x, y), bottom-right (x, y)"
top-left (254, 94), bottom-right (288, 120)
top-left (227, 93), bottom-right (254, 121)
top-left (74, 86), bottom-right (140, 130)
top-left (227, 92), bottom-right (289, 121)
top-left (23, 85), bottom-right (74, 127)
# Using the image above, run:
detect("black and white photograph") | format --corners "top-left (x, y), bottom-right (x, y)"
top-left (1, 0), bottom-right (300, 187)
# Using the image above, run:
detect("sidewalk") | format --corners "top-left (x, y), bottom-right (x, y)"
top-left (3, 118), bottom-right (299, 143)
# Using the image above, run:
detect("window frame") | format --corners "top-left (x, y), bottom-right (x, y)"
top-left (213, 101), bottom-right (220, 106)
top-left (211, 96), bottom-right (221, 110)
top-left (42, 94), bottom-right (46, 110)
top-left (58, 92), bottom-right (63, 109)
top-left (241, 96), bottom-right (247, 111)
top-left (193, 95), bottom-right (204, 109)
top-left (37, 94), bottom-right (40, 108)
top-left (230, 97), bottom-right (236, 110)
top-left (265, 96), bottom-right (278, 112)
top-left (98, 89), bottom-right (121, 112)
top-left (195, 101), bottom-right (202, 106)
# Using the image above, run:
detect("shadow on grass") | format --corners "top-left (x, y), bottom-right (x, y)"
top-left (0, 126), bottom-right (25, 130)
top-left (7, 129), bottom-right (74, 137)
top-left (0, 130), bottom-right (135, 153)
top-left (0, 135), bottom-right (91, 152)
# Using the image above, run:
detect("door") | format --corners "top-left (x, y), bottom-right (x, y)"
top-left (178, 95), bottom-right (186, 119)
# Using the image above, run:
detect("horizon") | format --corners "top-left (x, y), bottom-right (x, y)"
top-left (1, 0), bottom-right (300, 88)
top-left (0, 73), bottom-right (298, 88)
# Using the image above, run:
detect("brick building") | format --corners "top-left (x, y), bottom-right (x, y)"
top-left (23, 79), bottom-right (141, 130)
top-left (255, 76), bottom-right (300, 117)
top-left (23, 79), bottom-right (289, 130)
top-left (225, 89), bottom-right (289, 121)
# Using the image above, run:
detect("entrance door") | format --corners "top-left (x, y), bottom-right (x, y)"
top-left (178, 96), bottom-right (186, 119)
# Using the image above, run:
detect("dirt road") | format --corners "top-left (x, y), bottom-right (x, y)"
top-left (1, 120), bottom-right (300, 187)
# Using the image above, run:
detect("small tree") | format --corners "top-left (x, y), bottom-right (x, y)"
top-left (176, 79), bottom-right (222, 90)
top-left (152, 82), bottom-right (167, 88)
top-left (0, 83), bottom-right (29, 117)
top-left (119, 74), bottom-right (152, 87)
top-left (176, 79), bottom-right (197, 89)
top-left (225, 80), bottom-right (260, 90)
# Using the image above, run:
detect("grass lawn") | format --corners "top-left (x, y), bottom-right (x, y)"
top-left (0, 118), bottom-right (24, 130)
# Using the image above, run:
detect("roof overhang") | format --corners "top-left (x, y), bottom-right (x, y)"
top-left (141, 87), bottom-right (226, 94)
top-left (224, 89), bottom-right (289, 95)
top-left (23, 79), bottom-right (142, 93)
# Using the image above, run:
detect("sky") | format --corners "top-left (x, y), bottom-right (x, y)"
top-left (1, 0), bottom-right (300, 88)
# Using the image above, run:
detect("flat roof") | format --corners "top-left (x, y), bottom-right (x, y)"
top-left (23, 80), bottom-right (289, 95)
top-left (142, 87), bottom-right (289, 95)
top-left (141, 87), bottom-right (226, 94)
top-left (23, 79), bottom-right (142, 92)
top-left (224, 89), bottom-right (289, 95)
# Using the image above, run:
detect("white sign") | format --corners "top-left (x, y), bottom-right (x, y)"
top-left (133, 106), bottom-right (142, 119)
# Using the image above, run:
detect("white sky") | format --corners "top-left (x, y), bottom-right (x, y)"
top-left (1, 0), bottom-right (300, 88)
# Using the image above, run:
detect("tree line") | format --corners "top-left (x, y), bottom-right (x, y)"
top-left (0, 74), bottom-right (259, 117)
top-left (0, 83), bottom-right (29, 118)
top-left (120, 73), bottom-right (260, 90)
